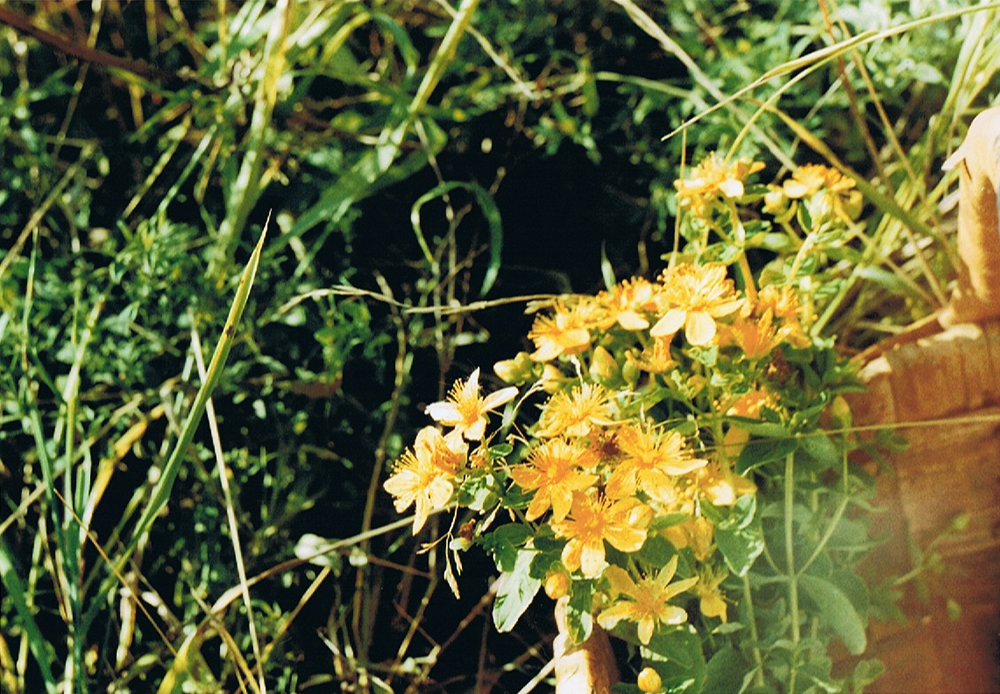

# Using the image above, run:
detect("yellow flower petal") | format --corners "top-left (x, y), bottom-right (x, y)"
top-left (650, 308), bottom-right (686, 338)
top-left (684, 311), bottom-right (717, 346)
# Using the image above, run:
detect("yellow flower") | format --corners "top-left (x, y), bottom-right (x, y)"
top-left (527, 300), bottom-right (595, 361)
top-left (509, 438), bottom-right (599, 522)
top-left (781, 164), bottom-right (862, 222)
top-left (606, 424), bottom-right (707, 503)
top-left (692, 464), bottom-right (757, 507)
top-left (536, 383), bottom-right (616, 438)
top-left (544, 570), bottom-right (571, 600)
top-left (651, 263), bottom-right (745, 346)
top-left (597, 556), bottom-right (698, 644)
top-left (597, 277), bottom-right (660, 331)
top-left (694, 566), bottom-right (729, 623)
top-left (384, 426), bottom-right (467, 533)
top-left (626, 338), bottom-right (676, 374)
top-left (755, 284), bottom-right (798, 320)
top-left (782, 163), bottom-right (854, 199)
top-left (755, 284), bottom-right (810, 348)
top-left (425, 368), bottom-right (518, 441)
top-left (721, 310), bottom-right (782, 360)
top-left (552, 493), bottom-right (652, 577)
top-left (662, 516), bottom-right (715, 561)
top-left (725, 388), bottom-right (775, 419)
top-left (722, 388), bottom-right (784, 460)
top-left (675, 153), bottom-right (765, 215)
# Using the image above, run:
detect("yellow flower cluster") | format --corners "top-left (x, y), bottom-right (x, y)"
top-left (674, 152), bottom-right (765, 216)
top-left (385, 261), bottom-right (812, 647)
top-left (508, 263), bottom-right (808, 373)
top-left (384, 368), bottom-right (517, 532)
top-left (763, 162), bottom-right (863, 223)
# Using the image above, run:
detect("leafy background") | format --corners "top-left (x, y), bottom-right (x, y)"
top-left (0, 1), bottom-right (997, 692)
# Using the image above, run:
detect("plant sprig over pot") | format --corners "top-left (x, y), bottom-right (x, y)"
top-left (385, 155), bottom-right (885, 694)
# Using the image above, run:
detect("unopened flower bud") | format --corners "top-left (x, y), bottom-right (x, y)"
top-left (494, 352), bottom-right (534, 384)
top-left (829, 395), bottom-right (852, 429)
top-left (763, 185), bottom-right (788, 214)
top-left (637, 666), bottom-right (662, 693)
top-left (589, 346), bottom-right (620, 385)
top-left (621, 355), bottom-right (640, 389)
top-left (544, 571), bottom-right (570, 600)
top-left (843, 189), bottom-right (863, 220)
top-left (950, 512), bottom-right (970, 532)
top-left (540, 364), bottom-right (564, 393)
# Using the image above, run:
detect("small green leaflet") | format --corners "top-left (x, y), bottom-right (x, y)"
top-left (735, 437), bottom-right (798, 474)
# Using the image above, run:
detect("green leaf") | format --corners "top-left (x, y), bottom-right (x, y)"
top-left (643, 626), bottom-right (706, 692)
top-left (488, 442), bottom-right (513, 457)
top-left (703, 646), bottom-right (750, 694)
top-left (797, 432), bottom-right (841, 472)
top-left (456, 471), bottom-right (499, 511)
top-left (493, 548), bottom-right (541, 632)
top-left (478, 524), bottom-right (531, 572)
top-left (566, 579), bottom-right (595, 643)
top-left (727, 416), bottom-right (789, 439)
top-left (830, 569), bottom-right (870, 621)
top-left (799, 574), bottom-right (867, 655)
top-left (736, 437), bottom-right (798, 474)
top-left (157, 624), bottom-right (218, 694)
top-left (600, 241), bottom-right (617, 291)
top-left (119, 224), bottom-right (268, 568)
top-left (716, 517), bottom-right (765, 577)
top-left (851, 658), bottom-right (886, 692)
top-left (637, 533), bottom-right (680, 566)
top-left (718, 494), bottom-right (757, 531)
top-left (856, 266), bottom-right (910, 296)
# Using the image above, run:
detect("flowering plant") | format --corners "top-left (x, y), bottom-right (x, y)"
top-left (386, 154), bottom-right (886, 693)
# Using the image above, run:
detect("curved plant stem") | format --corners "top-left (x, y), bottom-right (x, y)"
top-left (797, 444), bottom-right (850, 578)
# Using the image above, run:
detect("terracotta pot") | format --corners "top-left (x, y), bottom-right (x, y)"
top-left (847, 320), bottom-right (1000, 694)
top-left (843, 105), bottom-right (1000, 693)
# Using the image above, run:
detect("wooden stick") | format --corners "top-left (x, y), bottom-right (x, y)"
top-left (553, 598), bottom-right (619, 694)
top-left (940, 106), bottom-right (1000, 326)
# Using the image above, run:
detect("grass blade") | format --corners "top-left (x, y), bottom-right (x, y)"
top-left (0, 539), bottom-right (58, 694)
top-left (116, 220), bottom-right (269, 573)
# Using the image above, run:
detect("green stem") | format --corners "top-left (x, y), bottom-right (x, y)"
top-left (742, 575), bottom-right (766, 688)
top-left (785, 451), bottom-right (801, 693)
top-left (726, 200), bottom-right (758, 303)
top-left (797, 442), bottom-right (850, 577)
top-left (210, 0), bottom-right (291, 280)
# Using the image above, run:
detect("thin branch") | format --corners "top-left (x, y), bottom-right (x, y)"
top-left (0, 5), bottom-right (216, 91)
